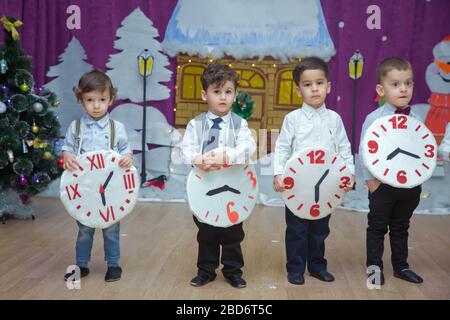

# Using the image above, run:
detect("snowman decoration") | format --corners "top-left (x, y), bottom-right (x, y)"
top-left (411, 35), bottom-right (450, 147)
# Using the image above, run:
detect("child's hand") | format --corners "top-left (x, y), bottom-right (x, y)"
top-left (203, 151), bottom-right (229, 170)
top-left (119, 153), bottom-right (133, 168)
top-left (273, 175), bottom-right (285, 192)
top-left (63, 151), bottom-right (80, 171)
top-left (367, 179), bottom-right (381, 193)
top-left (343, 175), bottom-right (355, 192)
top-left (194, 155), bottom-right (212, 171)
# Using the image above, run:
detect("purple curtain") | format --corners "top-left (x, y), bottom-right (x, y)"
top-left (1, 0), bottom-right (449, 148)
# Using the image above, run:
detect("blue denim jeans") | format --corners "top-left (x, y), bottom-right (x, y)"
top-left (75, 221), bottom-right (120, 267)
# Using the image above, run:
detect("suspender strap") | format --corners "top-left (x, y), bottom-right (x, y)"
top-left (109, 118), bottom-right (115, 150)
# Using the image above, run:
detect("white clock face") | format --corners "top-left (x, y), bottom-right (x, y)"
top-left (186, 165), bottom-right (258, 228)
top-left (362, 115), bottom-right (437, 188)
top-left (60, 150), bottom-right (140, 229)
top-left (281, 147), bottom-right (352, 220)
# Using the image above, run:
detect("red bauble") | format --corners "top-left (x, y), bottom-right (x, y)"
top-left (57, 157), bottom-right (64, 169)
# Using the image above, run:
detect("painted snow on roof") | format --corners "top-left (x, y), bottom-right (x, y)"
top-left (163, 0), bottom-right (335, 61)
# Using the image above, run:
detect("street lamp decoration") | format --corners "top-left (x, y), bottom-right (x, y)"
top-left (137, 49), bottom-right (154, 186)
top-left (348, 49), bottom-right (364, 155)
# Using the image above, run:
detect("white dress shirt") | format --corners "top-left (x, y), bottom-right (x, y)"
top-left (181, 111), bottom-right (256, 165)
top-left (438, 122), bottom-right (450, 161)
top-left (274, 103), bottom-right (354, 176)
top-left (359, 103), bottom-right (420, 181)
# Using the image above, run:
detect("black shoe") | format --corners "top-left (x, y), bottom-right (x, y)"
top-left (190, 274), bottom-right (216, 287)
top-left (224, 275), bottom-right (247, 289)
top-left (394, 269), bottom-right (423, 284)
top-left (367, 269), bottom-right (385, 286)
top-left (105, 266), bottom-right (122, 282)
top-left (64, 266), bottom-right (89, 281)
top-left (310, 270), bottom-right (335, 282)
top-left (287, 272), bottom-right (305, 285)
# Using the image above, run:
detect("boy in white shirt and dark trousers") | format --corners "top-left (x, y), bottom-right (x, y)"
top-left (273, 57), bottom-right (355, 285)
top-left (181, 62), bottom-right (256, 288)
top-left (360, 57), bottom-right (424, 285)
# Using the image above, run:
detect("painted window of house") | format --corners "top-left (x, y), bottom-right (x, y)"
top-left (277, 70), bottom-right (302, 106)
top-left (181, 65), bottom-right (205, 100)
top-left (235, 69), bottom-right (265, 88)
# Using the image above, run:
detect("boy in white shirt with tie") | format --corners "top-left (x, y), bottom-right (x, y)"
top-left (273, 57), bottom-right (354, 285)
top-left (181, 62), bottom-right (256, 288)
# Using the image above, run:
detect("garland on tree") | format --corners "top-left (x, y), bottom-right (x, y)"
top-left (232, 91), bottom-right (254, 119)
top-left (0, 16), bottom-right (62, 219)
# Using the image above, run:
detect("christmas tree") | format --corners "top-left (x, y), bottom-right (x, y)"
top-left (0, 16), bottom-right (62, 220)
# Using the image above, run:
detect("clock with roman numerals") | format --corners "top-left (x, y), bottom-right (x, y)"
top-left (362, 114), bottom-right (437, 188)
top-left (281, 147), bottom-right (352, 220)
top-left (60, 150), bottom-right (139, 229)
top-left (186, 164), bottom-right (258, 228)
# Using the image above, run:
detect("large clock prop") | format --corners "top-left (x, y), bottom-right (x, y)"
top-left (362, 115), bottom-right (437, 188)
top-left (186, 164), bottom-right (258, 228)
top-left (281, 147), bottom-right (352, 220)
top-left (60, 150), bottom-right (140, 229)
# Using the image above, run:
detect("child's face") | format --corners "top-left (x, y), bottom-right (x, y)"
top-left (81, 89), bottom-right (113, 120)
top-left (376, 69), bottom-right (414, 108)
top-left (296, 69), bottom-right (331, 109)
top-left (201, 80), bottom-right (236, 117)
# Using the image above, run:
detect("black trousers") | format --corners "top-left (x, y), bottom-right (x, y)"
top-left (193, 216), bottom-right (244, 278)
top-left (366, 183), bottom-right (421, 272)
top-left (285, 206), bottom-right (331, 274)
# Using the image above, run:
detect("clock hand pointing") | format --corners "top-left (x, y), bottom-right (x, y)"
top-left (314, 169), bottom-right (330, 203)
top-left (103, 171), bottom-right (114, 189)
top-left (398, 149), bottom-right (420, 159)
top-left (386, 147), bottom-right (401, 160)
top-left (99, 184), bottom-right (106, 206)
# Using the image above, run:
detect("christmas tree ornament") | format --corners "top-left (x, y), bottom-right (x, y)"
top-left (0, 100), bottom-right (6, 113)
top-left (42, 151), bottom-right (53, 160)
top-left (33, 137), bottom-right (49, 149)
top-left (32, 102), bottom-right (43, 112)
top-left (7, 149), bottom-right (14, 162)
top-left (32, 174), bottom-right (41, 184)
top-left (31, 124), bottom-right (39, 134)
top-left (232, 92), bottom-right (254, 119)
top-left (26, 140), bottom-right (34, 147)
top-left (0, 58), bottom-right (7, 74)
top-left (57, 157), bottom-right (65, 169)
top-left (19, 175), bottom-right (27, 185)
top-left (19, 192), bottom-right (30, 204)
top-left (52, 99), bottom-right (60, 107)
top-left (22, 139), bottom-right (28, 154)
top-left (53, 139), bottom-right (62, 154)
top-left (20, 82), bottom-right (30, 93)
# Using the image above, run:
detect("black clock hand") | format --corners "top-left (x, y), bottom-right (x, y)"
top-left (103, 171), bottom-right (114, 189)
top-left (398, 149), bottom-right (420, 159)
top-left (206, 185), bottom-right (241, 196)
top-left (314, 169), bottom-right (330, 203)
top-left (99, 185), bottom-right (106, 206)
top-left (386, 147), bottom-right (401, 160)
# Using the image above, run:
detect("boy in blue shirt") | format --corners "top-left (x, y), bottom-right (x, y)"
top-left (62, 70), bottom-right (133, 282)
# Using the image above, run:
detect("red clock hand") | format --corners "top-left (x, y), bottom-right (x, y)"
top-left (99, 184), bottom-right (106, 206)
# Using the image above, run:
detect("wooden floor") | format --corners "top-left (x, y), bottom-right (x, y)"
top-left (0, 198), bottom-right (449, 300)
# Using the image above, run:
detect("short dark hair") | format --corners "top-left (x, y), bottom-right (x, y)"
top-left (200, 62), bottom-right (239, 90)
top-left (376, 57), bottom-right (413, 83)
top-left (73, 69), bottom-right (117, 102)
top-left (292, 57), bottom-right (329, 86)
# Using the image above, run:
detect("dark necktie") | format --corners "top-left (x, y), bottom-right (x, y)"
top-left (395, 107), bottom-right (411, 115)
top-left (203, 117), bottom-right (223, 153)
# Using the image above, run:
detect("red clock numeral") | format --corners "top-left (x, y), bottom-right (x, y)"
top-left (98, 206), bottom-right (116, 222)
top-left (87, 153), bottom-right (105, 170)
top-left (65, 184), bottom-right (81, 200)
top-left (389, 115), bottom-right (408, 129)
top-left (339, 176), bottom-right (351, 189)
top-left (283, 177), bottom-right (295, 190)
top-left (309, 204), bottom-right (320, 217)
top-left (123, 173), bottom-right (135, 190)
top-left (367, 140), bottom-right (379, 154)
top-left (306, 150), bottom-right (325, 164)
top-left (247, 171), bottom-right (257, 188)
top-left (424, 144), bottom-right (435, 158)
top-left (226, 201), bottom-right (239, 224)
top-left (396, 170), bottom-right (407, 184)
